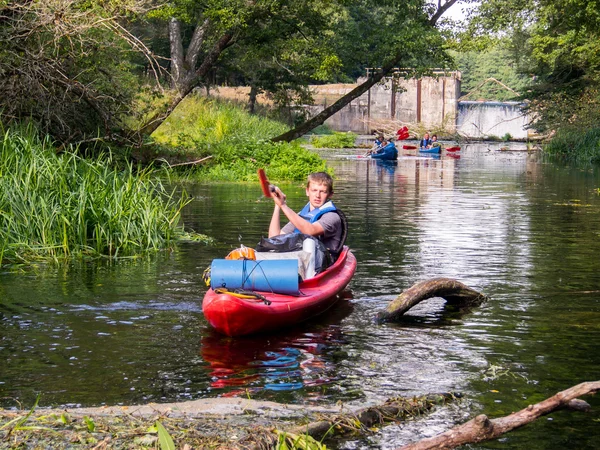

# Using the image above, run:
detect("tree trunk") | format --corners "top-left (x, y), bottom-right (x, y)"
top-left (376, 278), bottom-right (487, 323)
top-left (248, 85), bottom-right (258, 113)
top-left (399, 381), bottom-right (600, 450)
top-left (138, 30), bottom-right (235, 137)
top-left (168, 17), bottom-right (185, 89)
top-left (270, 0), bottom-right (460, 143)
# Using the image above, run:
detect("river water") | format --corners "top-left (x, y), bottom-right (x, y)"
top-left (1, 142), bottom-right (599, 448)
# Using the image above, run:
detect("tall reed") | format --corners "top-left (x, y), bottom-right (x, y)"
top-left (0, 126), bottom-right (190, 264)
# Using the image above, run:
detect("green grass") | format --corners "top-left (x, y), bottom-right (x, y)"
top-left (0, 125), bottom-right (194, 265)
top-left (544, 127), bottom-right (600, 165)
top-left (150, 95), bottom-right (328, 182)
top-left (310, 131), bottom-right (357, 148)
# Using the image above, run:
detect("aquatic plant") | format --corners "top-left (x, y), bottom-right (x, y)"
top-left (0, 125), bottom-right (192, 265)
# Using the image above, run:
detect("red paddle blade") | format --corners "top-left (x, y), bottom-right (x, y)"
top-left (257, 169), bottom-right (271, 197)
top-left (445, 146), bottom-right (461, 152)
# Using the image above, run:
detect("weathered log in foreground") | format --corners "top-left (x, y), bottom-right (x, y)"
top-left (399, 381), bottom-right (600, 450)
top-left (377, 277), bottom-right (487, 323)
top-left (239, 393), bottom-right (456, 449)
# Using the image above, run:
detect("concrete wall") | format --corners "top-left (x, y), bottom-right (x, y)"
top-left (309, 72), bottom-right (461, 134)
top-left (307, 73), bottom-right (531, 139)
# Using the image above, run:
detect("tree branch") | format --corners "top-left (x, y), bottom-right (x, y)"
top-left (399, 381), bottom-right (600, 450)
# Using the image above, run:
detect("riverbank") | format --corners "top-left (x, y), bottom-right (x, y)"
top-left (0, 394), bottom-right (452, 448)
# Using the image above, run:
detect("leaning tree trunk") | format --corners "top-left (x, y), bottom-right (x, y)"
top-left (376, 278), bottom-right (487, 323)
top-left (270, 0), bottom-right (459, 143)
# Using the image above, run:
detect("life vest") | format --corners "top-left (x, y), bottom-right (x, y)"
top-left (293, 201), bottom-right (347, 262)
top-left (294, 200), bottom-right (338, 230)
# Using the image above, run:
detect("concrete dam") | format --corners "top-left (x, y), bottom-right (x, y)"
top-left (307, 72), bottom-right (531, 139)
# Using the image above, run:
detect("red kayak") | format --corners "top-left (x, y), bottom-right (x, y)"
top-left (202, 246), bottom-right (357, 337)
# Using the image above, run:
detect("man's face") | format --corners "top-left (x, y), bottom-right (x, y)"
top-left (306, 182), bottom-right (331, 209)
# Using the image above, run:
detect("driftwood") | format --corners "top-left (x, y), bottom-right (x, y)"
top-left (376, 278), bottom-right (487, 323)
top-left (399, 381), bottom-right (600, 450)
top-left (239, 393), bottom-right (456, 449)
top-left (164, 155), bottom-right (213, 167)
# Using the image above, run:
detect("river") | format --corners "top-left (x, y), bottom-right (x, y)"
top-left (1, 142), bottom-right (599, 448)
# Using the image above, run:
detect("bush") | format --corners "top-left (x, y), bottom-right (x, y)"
top-left (310, 132), bottom-right (357, 148)
top-left (544, 127), bottom-right (600, 165)
top-left (150, 95), bottom-right (329, 182)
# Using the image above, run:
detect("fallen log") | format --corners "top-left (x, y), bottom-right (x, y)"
top-left (376, 278), bottom-right (487, 323)
top-left (238, 393), bottom-right (457, 449)
top-left (398, 380), bottom-right (600, 450)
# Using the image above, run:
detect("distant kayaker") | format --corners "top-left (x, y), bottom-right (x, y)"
top-left (431, 134), bottom-right (441, 147)
top-left (368, 137), bottom-right (389, 156)
top-left (420, 132), bottom-right (432, 149)
top-left (268, 172), bottom-right (345, 259)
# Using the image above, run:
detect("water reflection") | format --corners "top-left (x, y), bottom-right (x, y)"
top-left (201, 300), bottom-right (354, 399)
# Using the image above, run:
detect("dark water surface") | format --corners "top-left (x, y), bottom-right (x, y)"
top-left (1, 143), bottom-right (599, 448)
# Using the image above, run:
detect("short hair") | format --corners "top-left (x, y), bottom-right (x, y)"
top-left (307, 172), bottom-right (334, 194)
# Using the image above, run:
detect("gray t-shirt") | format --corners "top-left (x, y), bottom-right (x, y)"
top-left (281, 211), bottom-right (343, 253)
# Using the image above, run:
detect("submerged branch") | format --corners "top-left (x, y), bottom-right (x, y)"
top-left (377, 278), bottom-right (487, 323)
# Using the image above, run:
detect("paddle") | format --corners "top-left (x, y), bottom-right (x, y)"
top-left (402, 145), bottom-right (417, 150)
top-left (257, 168), bottom-right (274, 197)
top-left (396, 126), bottom-right (410, 140)
top-left (445, 146), bottom-right (461, 152)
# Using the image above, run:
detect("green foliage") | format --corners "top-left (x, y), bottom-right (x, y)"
top-left (0, 1), bottom-right (147, 143)
top-left (0, 125), bottom-right (191, 265)
top-left (83, 417), bottom-right (95, 433)
top-left (151, 95), bottom-right (327, 182)
top-left (543, 127), bottom-right (600, 165)
top-left (470, 0), bottom-right (600, 140)
top-left (311, 132), bottom-right (357, 149)
top-left (451, 43), bottom-right (532, 101)
top-left (275, 430), bottom-right (328, 450)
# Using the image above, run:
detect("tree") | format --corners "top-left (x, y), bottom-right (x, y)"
top-left (139, 0), bottom-right (348, 136)
top-left (271, 0), bottom-right (464, 142)
top-left (470, 0), bottom-right (600, 133)
top-left (451, 42), bottom-right (532, 101)
top-left (0, 0), bottom-right (157, 144)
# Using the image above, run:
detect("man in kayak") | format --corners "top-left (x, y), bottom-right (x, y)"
top-left (420, 132), bottom-right (432, 149)
top-left (268, 172), bottom-right (345, 259)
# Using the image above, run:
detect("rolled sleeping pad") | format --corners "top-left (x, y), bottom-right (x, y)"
top-left (210, 259), bottom-right (299, 295)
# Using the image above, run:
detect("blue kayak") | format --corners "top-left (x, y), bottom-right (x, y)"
top-left (419, 146), bottom-right (441, 154)
top-left (371, 142), bottom-right (398, 160)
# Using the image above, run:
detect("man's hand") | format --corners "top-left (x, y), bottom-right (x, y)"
top-left (271, 185), bottom-right (287, 208)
